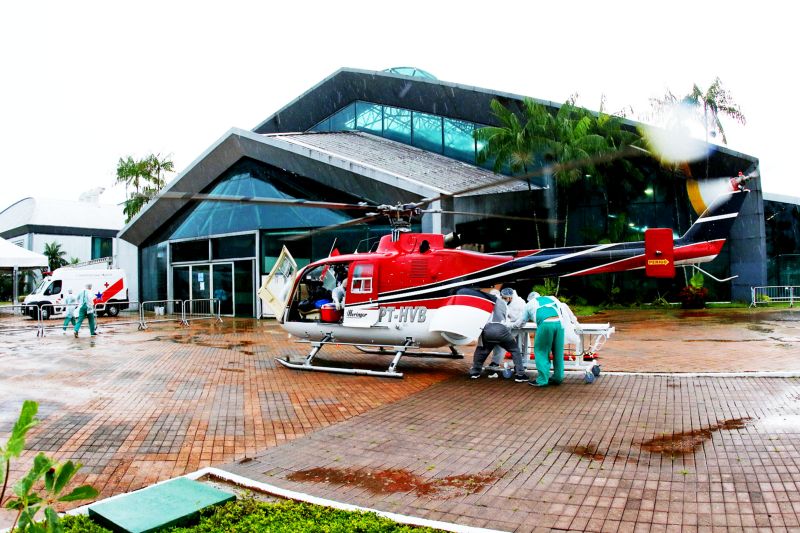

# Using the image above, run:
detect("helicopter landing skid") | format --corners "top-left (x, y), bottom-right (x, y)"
top-left (275, 335), bottom-right (414, 378)
top-left (354, 345), bottom-right (463, 359)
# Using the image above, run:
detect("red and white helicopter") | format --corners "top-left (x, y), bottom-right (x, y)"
top-left (162, 152), bottom-right (754, 378)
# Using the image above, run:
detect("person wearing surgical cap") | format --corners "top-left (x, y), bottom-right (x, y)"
top-left (486, 287), bottom-right (527, 373)
top-left (514, 292), bottom-right (577, 387)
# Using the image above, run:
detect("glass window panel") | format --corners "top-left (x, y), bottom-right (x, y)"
top-left (234, 260), bottom-right (254, 317)
top-left (212, 263), bottom-right (233, 315)
top-left (443, 119), bottom-right (476, 163)
top-left (211, 234), bottom-right (255, 260)
top-left (166, 161), bottom-right (352, 241)
top-left (141, 242), bottom-right (167, 301)
top-left (172, 266), bottom-right (190, 301)
top-left (383, 107), bottom-right (411, 144)
top-left (91, 237), bottom-right (112, 260)
top-left (412, 112), bottom-right (443, 153)
top-left (354, 101), bottom-right (383, 136)
top-left (171, 240), bottom-right (209, 262)
top-left (329, 103), bottom-right (356, 131)
top-left (309, 117), bottom-right (331, 132)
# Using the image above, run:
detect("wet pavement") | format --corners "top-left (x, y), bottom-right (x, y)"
top-left (0, 307), bottom-right (798, 531)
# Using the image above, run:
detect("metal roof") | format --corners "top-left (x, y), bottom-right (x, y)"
top-left (0, 197), bottom-right (124, 235)
top-left (266, 131), bottom-right (535, 197)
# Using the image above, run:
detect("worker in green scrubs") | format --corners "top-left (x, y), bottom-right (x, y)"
top-left (514, 292), bottom-right (573, 387)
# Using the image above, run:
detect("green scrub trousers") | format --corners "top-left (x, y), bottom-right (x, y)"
top-left (533, 319), bottom-right (564, 386)
top-left (74, 307), bottom-right (96, 336)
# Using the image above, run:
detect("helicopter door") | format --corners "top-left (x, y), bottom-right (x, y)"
top-left (343, 261), bottom-right (379, 328)
top-left (258, 246), bottom-right (298, 323)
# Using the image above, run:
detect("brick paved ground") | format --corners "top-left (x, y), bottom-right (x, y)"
top-left (0, 307), bottom-right (798, 530)
top-left (226, 374), bottom-right (800, 532)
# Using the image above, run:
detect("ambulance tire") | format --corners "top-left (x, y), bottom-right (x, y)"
top-left (40, 305), bottom-right (51, 321)
top-left (106, 304), bottom-right (120, 317)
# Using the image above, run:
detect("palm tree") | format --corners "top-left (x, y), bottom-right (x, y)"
top-left (145, 153), bottom-right (174, 189)
top-left (42, 242), bottom-right (67, 272)
top-left (116, 153), bottom-right (175, 222)
top-left (475, 98), bottom-right (556, 247)
top-left (475, 96), bottom-right (644, 297)
top-left (684, 77), bottom-right (746, 145)
top-left (116, 156), bottom-right (147, 196)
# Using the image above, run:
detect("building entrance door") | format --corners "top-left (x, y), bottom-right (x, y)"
top-left (172, 263), bottom-right (235, 316)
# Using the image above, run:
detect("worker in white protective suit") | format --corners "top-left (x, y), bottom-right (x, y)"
top-left (513, 292), bottom-right (579, 387)
top-left (487, 287), bottom-right (527, 374)
top-left (331, 266), bottom-right (347, 311)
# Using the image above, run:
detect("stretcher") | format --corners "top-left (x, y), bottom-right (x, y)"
top-left (514, 322), bottom-right (615, 383)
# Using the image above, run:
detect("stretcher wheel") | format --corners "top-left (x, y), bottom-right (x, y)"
top-left (584, 372), bottom-right (595, 384)
top-left (591, 365), bottom-right (601, 377)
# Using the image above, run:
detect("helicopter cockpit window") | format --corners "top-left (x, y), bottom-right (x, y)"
top-left (350, 264), bottom-right (374, 294)
top-left (304, 265), bottom-right (338, 291)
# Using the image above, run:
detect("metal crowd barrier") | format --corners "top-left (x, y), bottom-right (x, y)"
top-left (139, 300), bottom-right (183, 330)
top-left (3, 299), bottom-right (224, 335)
top-left (39, 301), bottom-right (143, 336)
top-left (0, 304), bottom-right (43, 336)
top-left (181, 298), bottom-right (222, 326)
top-left (751, 286), bottom-right (797, 307)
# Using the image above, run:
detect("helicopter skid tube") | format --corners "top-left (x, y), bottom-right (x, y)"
top-left (275, 335), bottom-right (413, 378)
top-left (353, 345), bottom-right (463, 359)
top-left (275, 357), bottom-right (404, 378)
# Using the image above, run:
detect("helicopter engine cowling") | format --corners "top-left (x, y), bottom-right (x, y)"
top-left (428, 293), bottom-right (495, 345)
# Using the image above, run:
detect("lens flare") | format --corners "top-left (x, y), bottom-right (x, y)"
top-left (640, 102), bottom-right (711, 164)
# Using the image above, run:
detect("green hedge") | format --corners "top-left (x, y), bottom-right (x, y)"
top-left (62, 499), bottom-right (443, 532)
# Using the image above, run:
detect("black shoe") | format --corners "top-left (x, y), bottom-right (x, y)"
top-left (528, 381), bottom-right (548, 387)
top-left (73, 331), bottom-right (78, 338)
top-left (513, 374), bottom-right (528, 383)
top-left (469, 372), bottom-right (481, 379)
top-left (549, 379), bottom-right (562, 386)
top-left (486, 363), bottom-right (501, 371)
top-left (487, 372), bottom-right (499, 379)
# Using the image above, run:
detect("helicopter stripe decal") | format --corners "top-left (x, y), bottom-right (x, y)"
top-left (692, 212), bottom-right (739, 223)
top-left (563, 239), bottom-right (726, 277)
top-left (349, 294), bottom-right (495, 312)
top-left (376, 242), bottom-right (628, 303)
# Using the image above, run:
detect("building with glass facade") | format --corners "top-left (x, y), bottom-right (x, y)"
top-left (763, 193), bottom-right (800, 286)
top-left (120, 67), bottom-right (766, 315)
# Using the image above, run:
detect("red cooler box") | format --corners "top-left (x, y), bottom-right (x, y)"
top-left (320, 303), bottom-right (343, 323)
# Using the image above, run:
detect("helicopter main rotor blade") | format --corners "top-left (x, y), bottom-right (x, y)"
top-left (157, 192), bottom-right (375, 211)
top-left (281, 214), bottom-right (383, 242)
top-left (414, 145), bottom-right (650, 209)
top-left (421, 209), bottom-right (562, 223)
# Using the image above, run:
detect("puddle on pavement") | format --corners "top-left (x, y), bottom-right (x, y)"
top-left (747, 324), bottom-right (774, 334)
top-left (640, 418), bottom-right (751, 456)
top-left (758, 415), bottom-right (800, 431)
top-left (286, 467), bottom-right (498, 497)
top-left (151, 334), bottom-right (258, 351)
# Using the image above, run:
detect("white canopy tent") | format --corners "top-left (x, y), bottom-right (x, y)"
top-left (0, 237), bottom-right (48, 303)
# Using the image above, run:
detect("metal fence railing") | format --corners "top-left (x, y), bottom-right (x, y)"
top-left (39, 301), bottom-right (143, 336)
top-left (181, 298), bottom-right (222, 326)
top-left (0, 304), bottom-right (43, 336)
top-left (751, 286), bottom-right (797, 307)
top-left (139, 300), bottom-right (184, 330)
top-left (2, 299), bottom-right (223, 335)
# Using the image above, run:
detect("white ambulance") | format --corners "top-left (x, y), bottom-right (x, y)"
top-left (23, 268), bottom-right (129, 320)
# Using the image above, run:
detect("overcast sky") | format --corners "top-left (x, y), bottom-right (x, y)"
top-left (1, 0), bottom-right (796, 213)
